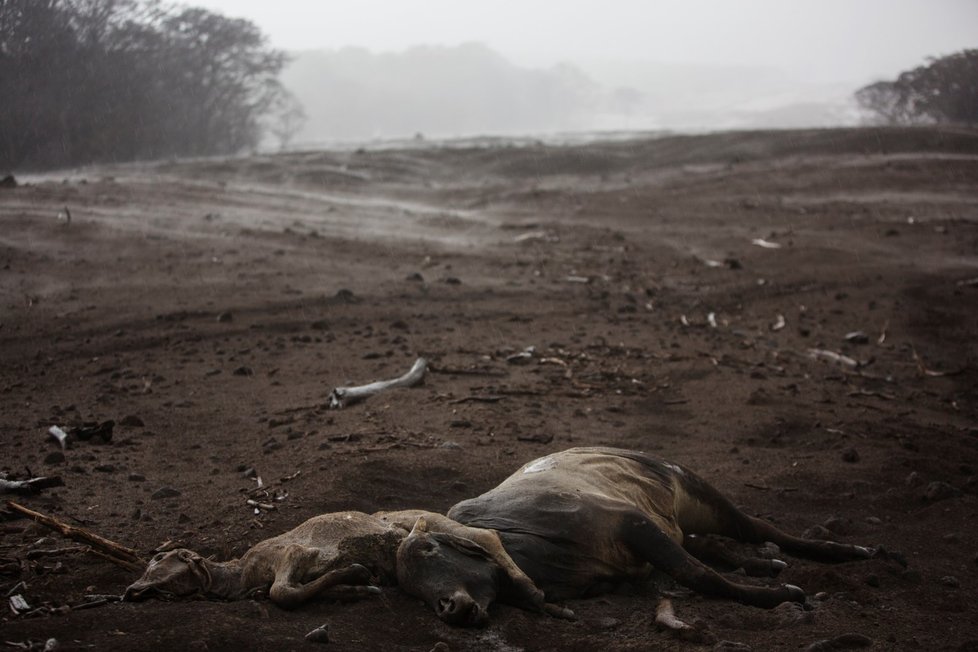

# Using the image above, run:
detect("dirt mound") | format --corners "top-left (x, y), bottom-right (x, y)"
top-left (1, 126), bottom-right (977, 651)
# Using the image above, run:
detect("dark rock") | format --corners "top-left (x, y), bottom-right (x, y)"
top-left (305, 624), bottom-right (330, 644)
top-left (128, 473), bottom-right (145, 482)
top-left (805, 633), bottom-right (872, 650)
top-left (44, 451), bottom-right (66, 465)
top-left (311, 319), bottom-right (330, 330)
top-left (924, 481), bottom-right (961, 502)
top-left (151, 486), bottom-right (181, 500)
top-left (844, 331), bottom-right (869, 345)
top-left (941, 575), bottom-right (960, 588)
top-left (841, 448), bottom-right (860, 463)
top-left (441, 276), bottom-right (462, 285)
top-left (216, 311), bottom-right (233, 323)
top-left (0, 175), bottom-right (17, 188)
top-left (406, 272), bottom-right (425, 282)
top-left (178, 513), bottom-right (191, 524)
top-left (119, 415), bottom-right (144, 427)
top-left (93, 464), bottom-right (115, 473)
top-left (232, 366), bottom-right (254, 376)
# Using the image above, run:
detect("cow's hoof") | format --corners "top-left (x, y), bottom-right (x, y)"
top-left (782, 584), bottom-right (806, 604)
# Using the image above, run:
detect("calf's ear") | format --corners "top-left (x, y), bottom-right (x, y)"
top-left (409, 516), bottom-right (429, 536)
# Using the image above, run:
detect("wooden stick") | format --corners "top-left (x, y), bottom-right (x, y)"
top-left (5, 501), bottom-right (143, 569)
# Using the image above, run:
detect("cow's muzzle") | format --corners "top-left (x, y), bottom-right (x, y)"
top-left (436, 591), bottom-right (488, 627)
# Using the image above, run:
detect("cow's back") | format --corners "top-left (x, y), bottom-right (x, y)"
top-left (447, 447), bottom-right (685, 598)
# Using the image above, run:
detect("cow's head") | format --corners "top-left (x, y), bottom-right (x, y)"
top-left (396, 517), bottom-right (500, 627)
top-left (124, 549), bottom-right (211, 601)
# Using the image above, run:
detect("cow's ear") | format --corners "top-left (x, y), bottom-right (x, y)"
top-left (409, 516), bottom-right (429, 535)
top-left (430, 532), bottom-right (495, 563)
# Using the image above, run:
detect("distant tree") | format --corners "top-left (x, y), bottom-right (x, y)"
top-left (265, 86), bottom-right (307, 151)
top-left (0, 0), bottom-right (291, 170)
top-left (856, 49), bottom-right (978, 126)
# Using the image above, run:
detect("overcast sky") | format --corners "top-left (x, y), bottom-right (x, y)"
top-left (190, 0), bottom-right (976, 83)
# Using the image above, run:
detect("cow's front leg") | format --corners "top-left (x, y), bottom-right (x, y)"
top-left (621, 514), bottom-right (804, 608)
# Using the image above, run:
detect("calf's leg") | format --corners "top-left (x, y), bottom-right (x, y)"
top-left (622, 514), bottom-right (804, 608)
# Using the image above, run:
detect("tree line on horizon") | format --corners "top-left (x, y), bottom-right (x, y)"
top-left (0, 0), bottom-right (297, 171)
top-left (856, 49), bottom-right (977, 127)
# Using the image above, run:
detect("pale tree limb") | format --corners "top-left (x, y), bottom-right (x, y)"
top-left (327, 357), bottom-right (428, 409)
top-left (5, 501), bottom-right (144, 571)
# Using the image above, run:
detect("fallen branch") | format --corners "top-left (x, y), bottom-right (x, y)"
top-left (807, 348), bottom-right (861, 369)
top-left (327, 357), bottom-right (428, 409)
top-left (0, 476), bottom-right (64, 495)
top-left (5, 501), bottom-right (143, 570)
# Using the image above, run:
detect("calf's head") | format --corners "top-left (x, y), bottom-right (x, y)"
top-left (396, 517), bottom-right (499, 627)
top-left (124, 549), bottom-right (211, 601)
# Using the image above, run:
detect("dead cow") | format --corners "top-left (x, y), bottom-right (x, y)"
top-left (398, 447), bottom-right (893, 625)
top-left (124, 508), bottom-right (568, 620)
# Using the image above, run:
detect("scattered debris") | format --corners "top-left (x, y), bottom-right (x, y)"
top-left (0, 474), bottom-right (64, 495)
top-left (506, 346), bottom-right (536, 364)
top-left (47, 426), bottom-right (68, 451)
top-left (911, 346), bottom-right (965, 378)
top-left (327, 357), bottom-right (428, 409)
top-left (513, 230), bottom-right (558, 244)
top-left (807, 349), bottom-right (861, 369)
top-left (305, 624), bottom-right (330, 644)
top-left (751, 238), bottom-right (782, 249)
top-left (71, 420), bottom-right (114, 443)
top-left (770, 314), bottom-right (786, 332)
top-left (4, 501), bottom-right (143, 570)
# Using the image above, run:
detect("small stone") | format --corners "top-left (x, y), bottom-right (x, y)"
top-left (442, 276), bottom-right (462, 285)
top-left (864, 516), bottom-right (882, 526)
top-left (131, 508), bottom-right (141, 521)
top-left (924, 481), bottom-right (960, 502)
top-left (216, 311), bottom-right (233, 323)
top-left (940, 575), bottom-right (960, 588)
top-left (128, 473), bottom-right (146, 482)
top-left (93, 464), bottom-right (115, 473)
top-left (178, 513), bottom-right (191, 524)
top-left (305, 624), bottom-right (330, 644)
top-left (151, 486), bottom-right (181, 500)
top-left (805, 633), bottom-right (872, 650)
top-left (802, 524), bottom-right (834, 541)
top-left (844, 331), bottom-right (869, 345)
top-left (841, 448), bottom-right (860, 463)
top-left (311, 319), bottom-right (330, 330)
top-left (593, 616), bottom-right (620, 630)
top-left (823, 516), bottom-right (848, 534)
top-left (905, 471), bottom-right (923, 487)
top-left (232, 366), bottom-right (254, 376)
top-left (429, 643), bottom-right (450, 652)
top-left (406, 272), bottom-right (424, 282)
top-left (119, 415), bottom-right (144, 427)
top-left (864, 574), bottom-right (880, 588)
top-left (714, 642), bottom-right (752, 652)
top-left (901, 569), bottom-right (922, 584)
top-left (44, 451), bottom-right (66, 465)
top-left (942, 533), bottom-right (959, 543)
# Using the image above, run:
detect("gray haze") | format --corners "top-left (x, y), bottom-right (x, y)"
top-left (193, 0), bottom-right (978, 142)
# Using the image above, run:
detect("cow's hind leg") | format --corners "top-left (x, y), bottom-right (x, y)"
top-left (682, 533), bottom-right (787, 577)
top-left (621, 514), bottom-right (804, 608)
top-left (675, 473), bottom-right (874, 563)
